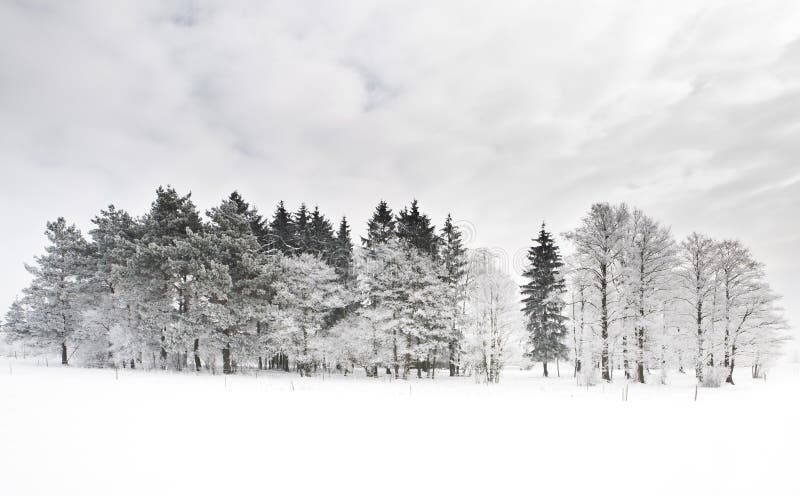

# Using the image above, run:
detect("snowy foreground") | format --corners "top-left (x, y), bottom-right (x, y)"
top-left (1, 359), bottom-right (798, 496)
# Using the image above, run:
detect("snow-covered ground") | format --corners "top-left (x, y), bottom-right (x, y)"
top-left (1, 357), bottom-right (798, 495)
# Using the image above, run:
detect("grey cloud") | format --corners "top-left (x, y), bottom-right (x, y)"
top-left (1, 0), bottom-right (799, 329)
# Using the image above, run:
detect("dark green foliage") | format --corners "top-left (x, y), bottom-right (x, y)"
top-left (331, 216), bottom-right (355, 283)
top-left (227, 191), bottom-right (269, 248)
top-left (521, 223), bottom-right (569, 375)
top-left (89, 205), bottom-right (139, 293)
top-left (307, 206), bottom-right (336, 259)
top-left (440, 214), bottom-right (469, 376)
top-left (139, 186), bottom-right (203, 243)
top-left (268, 201), bottom-right (295, 254)
top-left (440, 214), bottom-right (467, 285)
top-left (396, 199), bottom-right (438, 258)
top-left (293, 203), bottom-right (312, 254)
top-left (362, 200), bottom-right (396, 249)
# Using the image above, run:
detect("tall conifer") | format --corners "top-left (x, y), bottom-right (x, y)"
top-left (521, 223), bottom-right (569, 377)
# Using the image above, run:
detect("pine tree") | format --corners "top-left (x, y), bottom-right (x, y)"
top-left (228, 191), bottom-right (269, 248)
top-left (396, 199), bottom-right (438, 258)
top-left (332, 216), bottom-right (355, 284)
top-left (125, 186), bottom-right (205, 369)
top-left (23, 218), bottom-right (94, 365)
top-left (362, 200), bottom-right (396, 249)
top-left (2, 299), bottom-right (30, 345)
top-left (356, 239), bottom-right (449, 379)
top-left (521, 223), bottom-right (569, 377)
top-left (198, 195), bottom-right (277, 374)
top-left (87, 205), bottom-right (140, 367)
top-left (308, 206), bottom-right (336, 259)
top-left (273, 253), bottom-right (347, 376)
top-left (293, 203), bottom-right (312, 254)
top-left (440, 214), bottom-right (468, 376)
top-left (268, 201), bottom-right (295, 255)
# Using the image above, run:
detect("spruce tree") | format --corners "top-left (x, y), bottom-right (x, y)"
top-left (521, 223), bottom-right (569, 377)
top-left (293, 203), bottom-right (312, 254)
top-left (308, 206), bottom-right (336, 259)
top-left (362, 200), bottom-right (396, 249)
top-left (268, 201), bottom-right (295, 255)
top-left (396, 199), bottom-right (438, 258)
top-left (440, 214), bottom-right (468, 376)
top-left (332, 216), bottom-right (355, 283)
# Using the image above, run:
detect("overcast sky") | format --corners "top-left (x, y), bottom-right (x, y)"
top-left (1, 0), bottom-right (798, 331)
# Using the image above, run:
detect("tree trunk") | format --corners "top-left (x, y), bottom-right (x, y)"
top-left (695, 302), bottom-right (704, 382)
top-left (448, 341), bottom-right (456, 377)
top-left (193, 338), bottom-right (202, 372)
top-left (635, 326), bottom-right (646, 384)
top-left (61, 342), bottom-right (68, 365)
top-left (222, 343), bottom-right (232, 375)
top-left (159, 331), bottom-right (168, 370)
top-left (600, 263), bottom-right (610, 381)
top-left (622, 334), bottom-right (630, 379)
top-left (726, 345), bottom-right (736, 384)
top-left (542, 361), bottom-right (548, 378)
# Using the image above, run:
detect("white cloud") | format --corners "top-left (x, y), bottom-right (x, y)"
top-left (1, 0), bottom-right (799, 328)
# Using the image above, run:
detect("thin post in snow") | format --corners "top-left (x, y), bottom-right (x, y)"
top-left (115, 366), bottom-right (119, 380)
top-left (694, 384), bottom-right (698, 402)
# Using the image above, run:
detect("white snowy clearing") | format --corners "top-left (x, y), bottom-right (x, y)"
top-left (1, 357), bottom-right (798, 496)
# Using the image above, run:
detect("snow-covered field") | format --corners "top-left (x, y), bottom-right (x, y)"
top-left (1, 358), bottom-right (798, 496)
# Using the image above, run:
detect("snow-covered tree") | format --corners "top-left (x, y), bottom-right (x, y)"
top-left (715, 239), bottom-right (787, 382)
top-left (273, 253), bottom-right (348, 376)
top-left (463, 250), bottom-right (521, 384)
top-left (625, 209), bottom-right (676, 383)
top-left (564, 203), bottom-right (630, 381)
top-left (440, 214), bottom-right (469, 376)
top-left (268, 201), bottom-right (295, 255)
top-left (118, 186), bottom-right (204, 369)
top-left (676, 233), bottom-right (718, 384)
top-left (183, 194), bottom-right (278, 374)
top-left (396, 199), bottom-right (439, 258)
top-left (23, 218), bottom-right (95, 365)
top-left (362, 200), bottom-right (396, 250)
top-left (2, 299), bottom-right (31, 348)
top-left (354, 238), bottom-right (450, 378)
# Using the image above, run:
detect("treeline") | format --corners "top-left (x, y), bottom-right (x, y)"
top-left (1, 187), bottom-right (518, 382)
top-left (1, 192), bottom-right (789, 386)
top-left (521, 203), bottom-right (789, 387)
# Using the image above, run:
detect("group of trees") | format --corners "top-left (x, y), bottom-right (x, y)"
top-left (1, 187), bottom-right (521, 383)
top-left (1, 192), bottom-right (788, 386)
top-left (525, 203), bottom-right (789, 386)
